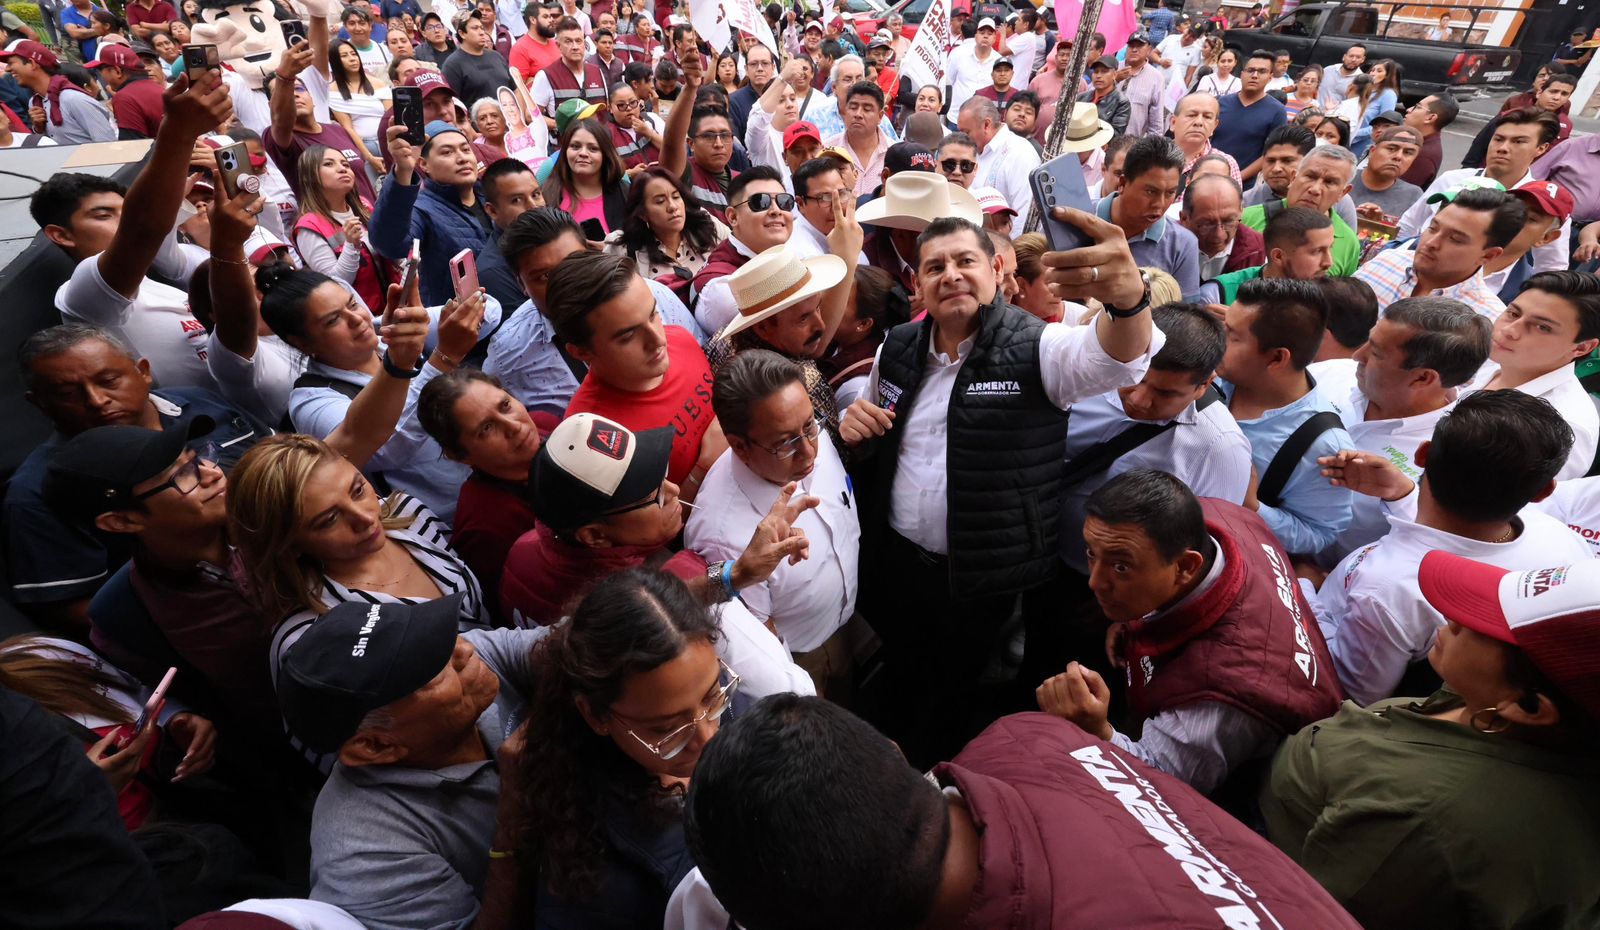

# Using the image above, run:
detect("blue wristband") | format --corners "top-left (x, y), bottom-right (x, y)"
top-left (721, 559), bottom-right (736, 597)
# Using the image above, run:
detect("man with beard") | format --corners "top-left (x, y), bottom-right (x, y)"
top-left (509, 0), bottom-right (561, 80)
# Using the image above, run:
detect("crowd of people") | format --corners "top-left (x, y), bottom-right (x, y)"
top-left (3, 0), bottom-right (1600, 927)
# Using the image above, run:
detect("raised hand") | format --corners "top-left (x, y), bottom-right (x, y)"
top-left (826, 183), bottom-right (863, 261)
top-left (164, 71), bottom-right (235, 140)
top-left (732, 481), bottom-right (820, 588)
top-left (1035, 662), bottom-right (1114, 741)
top-left (386, 123), bottom-right (420, 183)
top-left (435, 289), bottom-right (488, 365)
top-left (1039, 206), bottom-right (1145, 309)
top-left (208, 171), bottom-right (261, 251)
top-left (377, 283), bottom-right (430, 371)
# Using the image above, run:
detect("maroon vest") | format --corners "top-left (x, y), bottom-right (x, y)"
top-left (607, 117), bottom-right (658, 167)
top-left (540, 59), bottom-right (609, 107)
top-left (938, 714), bottom-right (1363, 929)
top-left (615, 35), bottom-right (657, 66)
top-left (690, 237), bottom-right (749, 301)
top-left (1122, 498), bottom-right (1345, 735)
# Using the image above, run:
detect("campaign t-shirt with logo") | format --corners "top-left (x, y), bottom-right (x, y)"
top-left (563, 325), bottom-right (714, 485)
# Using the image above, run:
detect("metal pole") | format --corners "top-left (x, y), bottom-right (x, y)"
top-left (1025, 0), bottom-right (1108, 233)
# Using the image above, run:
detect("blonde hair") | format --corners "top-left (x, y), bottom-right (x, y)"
top-left (1146, 268), bottom-right (1182, 306)
top-left (1013, 232), bottom-right (1047, 282)
top-left (227, 434), bottom-right (409, 623)
top-left (0, 636), bottom-right (129, 724)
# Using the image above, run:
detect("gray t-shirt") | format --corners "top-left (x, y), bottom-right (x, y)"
top-left (1349, 172), bottom-right (1423, 222)
top-left (442, 47), bottom-right (515, 112)
top-left (47, 89), bottom-right (116, 144)
top-left (307, 626), bottom-right (547, 930)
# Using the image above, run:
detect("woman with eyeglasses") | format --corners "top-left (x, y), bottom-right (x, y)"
top-left (542, 118), bottom-right (630, 235)
top-left (604, 81), bottom-right (665, 169)
top-left (1284, 67), bottom-right (1320, 119)
top-left (603, 165), bottom-right (730, 280)
top-left (505, 568), bottom-right (749, 929)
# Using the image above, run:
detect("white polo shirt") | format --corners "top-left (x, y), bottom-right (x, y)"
top-left (789, 212), bottom-right (868, 265)
top-left (685, 433), bottom-right (860, 653)
top-left (975, 125), bottom-right (1041, 238)
top-left (1313, 510), bottom-right (1591, 706)
top-left (1465, 362), bottom-right (1600, 480)
top-left (1059, 387), bottom-right (1253, 573)
top-left (1312, 357), bottom-right (1454, 566)
top-left (693, 236), bottom-right (760, 336)
top-left (1535, 476), bottom-right (1600, 557)
top-left (865, 316), bottom-right (1165, 555)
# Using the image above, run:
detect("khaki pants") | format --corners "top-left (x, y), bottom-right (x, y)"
top-left (792, 613), bottom-right (877, 707)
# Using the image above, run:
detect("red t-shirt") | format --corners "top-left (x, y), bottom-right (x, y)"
top-left (112, 77), bottom-right (165, 139)
top-left (564, 326), bottom-right (715, 486)
top-left (124, 0), bottom-right (177, 27)
top-left (452, 472), bottom-right (538, 624)
top-left (509, 33), bottom-right (561, 81)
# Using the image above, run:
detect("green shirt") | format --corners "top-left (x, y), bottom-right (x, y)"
top-left (1241, 200), bottom-right (1360, 277)
top-left (1262, 691), bottom-right (1600, 930)
top-left (1212, 264), bottom-right (1264, 304)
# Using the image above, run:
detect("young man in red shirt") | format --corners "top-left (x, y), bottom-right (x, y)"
top-left (546, 250), bottom-right (727, 498)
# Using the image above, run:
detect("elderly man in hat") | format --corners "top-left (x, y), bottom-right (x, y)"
top-left (707, 199), bottom-right (859, 437)
top-left (839, 197), bottom-right (1161, 764)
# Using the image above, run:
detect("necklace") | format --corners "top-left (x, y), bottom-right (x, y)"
top-left (1490, 521), bottom-right (1517, 544)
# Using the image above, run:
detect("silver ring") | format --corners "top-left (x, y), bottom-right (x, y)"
top-left (1091, 266), bottom-right (1099, 282)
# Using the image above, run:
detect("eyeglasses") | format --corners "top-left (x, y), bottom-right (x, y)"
top-left (799, 188), bottom-right (849, 206)
top-left (732, 192), bottom-right (796, 213)
top-left (940, 158), bottom-right (977, 174)
top-left (1190, 217), bottom-right (1240, 231)
top-left (612, 97), bottom-right (640, 110)
top-left (749, 416), bottom-right (823, 459)
top-left (603, 485), bottom-right (665, 517)
top-left (614, 660), bottom-right (741, 759)
top-left (134, 443), bottom-right (218, 501)
top-left (694, 131), bottom-right (735, 144)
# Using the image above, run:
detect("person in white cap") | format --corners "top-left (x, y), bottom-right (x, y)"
top-left (1313, 390), bottom-right (1591, 707)
top-left (1266, 548), bottom-right (1600, 930)
top-left (838, 207), bottom-right (1161, 765)
top-left (942, 15), bottom-right (1001, 115)
top-left (706, 206), bottom-right (858, 436)
top-left (971, 185), bottom-right (1017, 234)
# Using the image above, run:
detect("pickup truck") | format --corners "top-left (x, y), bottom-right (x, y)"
top-left (1227, 2), bottom-right (1522, 102)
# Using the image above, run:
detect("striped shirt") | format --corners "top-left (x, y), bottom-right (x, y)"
top-left (269, 495), bottom-right (492, 768)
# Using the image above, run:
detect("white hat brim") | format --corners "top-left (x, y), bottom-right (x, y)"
top-left (858, 182), bottom-right (983, 231)
top-left (1057, 120), bottom-right (1115, 154)
top-left (718, 253), bottom-right (850, 342)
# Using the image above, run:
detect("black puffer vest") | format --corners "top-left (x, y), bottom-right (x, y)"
top-left (871, 297), bottom-right (1069, 598)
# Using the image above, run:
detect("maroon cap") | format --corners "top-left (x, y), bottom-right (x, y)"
top-left (403, 69), bottom-right (454, 97)
top-left (6, 40), bottom-right (58, 71)
top-left (85, 44), bottom-right (143, 70)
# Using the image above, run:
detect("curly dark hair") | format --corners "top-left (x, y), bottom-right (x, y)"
top-left (616, 165), bottom-right (722, 268)
top-left (512, 569), bottom-right (722, 902)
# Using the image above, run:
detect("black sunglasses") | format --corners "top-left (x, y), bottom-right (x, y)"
top-left (732, 192), bottom-right (796, 212)
top-left (940, 158), bottom-right (977, 174)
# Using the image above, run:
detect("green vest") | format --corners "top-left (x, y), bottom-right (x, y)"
top-left (1240, 200), bottom-right (1361, 277)
top-left (1213, 265), bottom-right (1265, 304)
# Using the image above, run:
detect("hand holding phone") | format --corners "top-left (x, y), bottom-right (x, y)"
top-left (391, 86), bottom-right (426, 148)
top-left (1029, 152), bottom-right (1095, 253)
top-left (214, 140), bottom-right (253, 198)
top-left (182, 44), bottom-right (220, 85)
top-left (392, 238), bottom-right (421, 326)
top-left (281, 19), bottom-right (309, 45)
top-left (449, 248), bottom-right (480, 302)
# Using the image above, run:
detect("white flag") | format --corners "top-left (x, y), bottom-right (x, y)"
top-left (688, 0), bottom-right (779, 57)
top-left (899, 0), bottom-right (954, 91)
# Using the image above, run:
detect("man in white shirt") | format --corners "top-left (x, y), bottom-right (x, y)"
top-left (1318, 44), bottom-right (1365, 109)
top-left (686, 351), bottom-right (861, 698)
top-left (1313, 390), bottom-right (1590, 706)
top-left (1465, 270), bottom-right (1600, 480)
top-left (35, 71), bottom-right (234, 389)
top-left (943, 16), bottom-right (1001, 114)
top-left (955, 96), bottom-right (1040, 237)
top-left (1313, 296), bottom-right (1490, 566)
top-left (1535, 475), bottom-right (1600, 556)
top-left (837, 212), bottom-right (1161, 764)
top-left (1058, 303), bottom-right (1252, 578)
top-left (790, 158), bottom-right (866, 264)
top-left (1006, 9), bottom-right (1044, 82)
top-left (1153, 20), bottom-right (1203, 88)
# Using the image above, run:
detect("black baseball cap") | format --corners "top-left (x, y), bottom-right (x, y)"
top-left (885, 140), bottom-right (936, 174)
top-left (43, 416), bottom-right (215, 521)
top-left (1370, 109), bottom-right (1405, 126)
top-left (276, 595), bottom-right (466, 753)
top-left (528, 413), bottom-right (674, 533)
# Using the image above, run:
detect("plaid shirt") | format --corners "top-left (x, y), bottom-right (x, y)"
top-left (1354, 248), bottom-right (1507, 319)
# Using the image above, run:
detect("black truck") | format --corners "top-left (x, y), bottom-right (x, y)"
top-left (1227, 1), bottom-right (1523, 102)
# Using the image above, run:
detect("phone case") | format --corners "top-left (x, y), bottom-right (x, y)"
top-left (392, 88), bottom-right (426, 147)
top-left (215, 141), bottom-right (251, 198)
top-left (1029, 152), bottom-right (1095, 253)
top-left (450, 250), bottom-right (479, 300)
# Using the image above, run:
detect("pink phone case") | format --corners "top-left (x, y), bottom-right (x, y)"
top-left (450, 249), bottom-right (479, 301)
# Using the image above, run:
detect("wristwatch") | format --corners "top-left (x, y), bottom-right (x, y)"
top-left (704, 560), bottom-right (733, 604)
top-left (1105, 271), bottom-right (1153, 319)
top-left (381, 350), bottom-right (425, 379)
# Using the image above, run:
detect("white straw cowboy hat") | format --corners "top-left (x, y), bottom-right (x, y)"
top-left (719, 244), bottom-right (849, 341)
top-left (1057, 101), bottom-right (1115, 154)
top-left (856, 173), bottom-right (983, 232)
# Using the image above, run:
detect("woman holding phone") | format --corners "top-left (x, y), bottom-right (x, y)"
top-left (293, 145), bottom-right (393, 314)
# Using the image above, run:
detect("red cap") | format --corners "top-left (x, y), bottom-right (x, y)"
top-left (782, 121), bottom-right (822, 150)
top-left (1511, 179), bottom-right (1576, 225)
top-left (6, 40), bottom-right (58, 71)
top-left (1418, 551), bottom-right (1600, 718)
top-left (85, 44), bottom-right (142, 70)
top-left (403, 69), bottom-right (454, 97)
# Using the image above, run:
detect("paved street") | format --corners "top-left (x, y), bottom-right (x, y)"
top-left (1438, 87), bottom-right (1600, 168)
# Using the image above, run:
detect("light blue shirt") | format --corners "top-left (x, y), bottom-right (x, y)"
top-left (1095, 194), bottom-right (1201, 299)
top-left (1226, 378), bottom-right (1355, 556)
top-left (484, 279), bottom-right (704, 417)
top-left (800, 98), bottom-right (898, 148)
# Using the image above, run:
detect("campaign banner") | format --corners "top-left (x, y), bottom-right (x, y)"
top-left (688, 0), bottom-right (779, 56)
top-left (1054, 0), bottom-right (1139, 55)
top-left (899, 0), bottom-right (954, 90)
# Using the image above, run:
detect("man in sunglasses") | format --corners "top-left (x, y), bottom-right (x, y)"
top-left (687, 351), bottom-right (863, 701)
top-left (935, 131), bottom-right (979, 190)
top-left (7, 323), bottom-right (265, 635)
top-left (693, 167), bottom-right (796, 335)
top-left (42, 416), bottom-right (286, 743)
